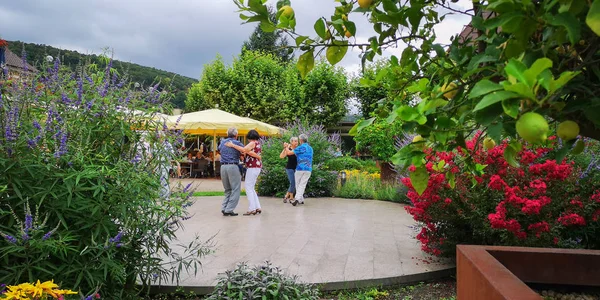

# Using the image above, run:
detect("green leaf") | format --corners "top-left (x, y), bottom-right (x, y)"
top-left (349, 117), bottom-right (375, 136)
top-left (555, 139), bottom-right (576, 162)
top-left (524, 58), bottom-right (553, 84)
top-left (447, 171), bottom-right (456, 189)
top-left (260, 22), bottom-right (276, 32)
top-left (487, 122), bottom-right (503, 143)
top-left (297, 50), bottom-right (315, 79)
top-left (587, 0), bottom-right (600, 36)
top-left (502, 98), bottom-right (520, 118)
top-left (314, 19), bottom-right (326, 39)
top-left (550, 71), bottom-right (580, 93)
top-left (473, 91), bottom-right (520, 111)
top-left (420, 99), bottom-right (448, 113)
top-left (382, 0), bottom-right (400, 12)
top-left (326, 40), bottom-right (348, 65)
top-left (410, 165), bottom-right (430, 196)
top-left (295, 36), bottom-right (309, 47)
top-left (469, 80), bottom-right (504, 99)
top-left (504, 143), bottom-right (520, 167)
top-left (549, 12), bottom-right (581, 45)
top-left (505, 59), bottom-right (532, 87)
top-left (503, 82), bottom-right (536, 100)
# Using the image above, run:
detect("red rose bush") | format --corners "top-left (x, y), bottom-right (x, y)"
top-left (403, 135), bottom-right (600, 257)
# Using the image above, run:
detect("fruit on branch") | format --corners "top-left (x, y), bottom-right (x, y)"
top-left (483, 137), bottom-right (496, 150)
top-left (516, 112), bottom-right (549, 144)
top-left (279, 5), bottom-right (295, 19)
top-left (358, 0), bottom-right (373, 8)
top-left (557, 120), bottom-right (580, 141)
top-left (442, 82), bottom-right (458, 100)
top-left (412, 135), bottom-right (425, 150)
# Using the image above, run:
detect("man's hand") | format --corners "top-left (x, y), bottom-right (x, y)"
top-left (226, 141), bottom-right (234, 147)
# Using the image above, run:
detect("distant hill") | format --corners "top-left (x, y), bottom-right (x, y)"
top-left (7, 40), bottom-right (197, 108)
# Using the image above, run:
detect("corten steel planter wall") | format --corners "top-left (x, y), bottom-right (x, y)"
top-left (457, 245), bottom-right (600, 300)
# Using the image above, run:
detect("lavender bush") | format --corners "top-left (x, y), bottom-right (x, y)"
top-left (257, 120), bottom-right (338, 198)
top-left (0, 55), bottom-right (211, 298)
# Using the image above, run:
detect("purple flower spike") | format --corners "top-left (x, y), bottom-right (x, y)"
top-left (24, 214), bottom-right (33, 233)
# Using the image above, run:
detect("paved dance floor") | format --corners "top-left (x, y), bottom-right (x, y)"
top-left (169, 194), bottom-right (453, 288)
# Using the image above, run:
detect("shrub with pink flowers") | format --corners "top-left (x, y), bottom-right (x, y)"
top-left (403, 135), bottom-right (600, 257)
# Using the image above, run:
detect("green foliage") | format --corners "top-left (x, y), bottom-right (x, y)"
top-left (0, 56), bottom-right (210, 298)
top-left (324, 156), bottom-right (380, 173)
top-left (351, 60), bottom-right (392, 118)
top-left (235, 0), bottom-right (600, 175)
top-left (207, 261), bottom-right (320, 300)
top-left (354, 119), bottom-right (404, 161)
top-left (334, 170), bottom-right (408, 203)
top-left (242, 6), bottom-right (292, 63)
top-left (324, 156), bottom-right (363, 171)
top-left (6, 40), bottom-right (194, 109)
top-left (258, 121), bottom-right (338, 198)
top-left (185, 51), bottom-right (348, 127)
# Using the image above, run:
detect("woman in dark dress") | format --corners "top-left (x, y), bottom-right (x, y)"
top-left (279, 137), bottom-right (298, 203)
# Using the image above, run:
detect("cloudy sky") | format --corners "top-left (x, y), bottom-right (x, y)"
top-left (0, 0), bottom-right (472, 79)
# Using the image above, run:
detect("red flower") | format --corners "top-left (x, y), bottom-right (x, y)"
top-left (444, 198), bottom-right (452, 205)
top-left (408, 165), bottom-right (417, 172)
top-left (522, 199), bottom-right (542, 215)
top-left (528, 221), bottom-right (550, 238)
top-left (557, 213), bottom-right (586, 226)
top-left (591, 191), bottom-right (600, 203)
top-left (553, 237), bottom-right (559, 245)
top-left (488, 175), bottom-right (507, 191)
top-left (569, 199), bottom-right (584, 208)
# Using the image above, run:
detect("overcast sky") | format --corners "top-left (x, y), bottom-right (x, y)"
top-left (0, 0), bottom-right (472, 79)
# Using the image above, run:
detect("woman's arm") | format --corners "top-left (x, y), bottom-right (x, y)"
top-left (279, 142), bottom-right (289, 158)
top-left (284, 147), bottom-right (295, 156)
top-left (225, 141), bottom-right (248, 153)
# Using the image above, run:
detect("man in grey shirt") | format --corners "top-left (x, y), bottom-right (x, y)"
top-left (218, 127), bottom-right (245, 216)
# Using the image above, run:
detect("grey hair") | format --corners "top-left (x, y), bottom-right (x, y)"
top-left (227, 127), bottom-right (238, 138)
top-left (290, 137), bottom-right (298, 143)
top-left (299, 134), bottom-right (308, 143)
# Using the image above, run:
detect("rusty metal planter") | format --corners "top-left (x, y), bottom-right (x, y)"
top-left (457, 245), bottom-right (600, 300)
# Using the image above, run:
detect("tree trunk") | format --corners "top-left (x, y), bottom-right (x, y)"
top-left (379, 161), bottom-right (396, 182)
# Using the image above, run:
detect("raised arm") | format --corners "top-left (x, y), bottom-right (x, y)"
top-left (279, 142), bottom-right (289, 158)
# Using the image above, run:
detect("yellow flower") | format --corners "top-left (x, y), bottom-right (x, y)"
top-left (55, 289), bottom-right (78, 296)
top-left (36, 280), bottom-right (59, 292)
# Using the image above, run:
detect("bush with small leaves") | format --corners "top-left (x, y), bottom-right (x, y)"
top-left (207, 261), bottom-right (320, 300)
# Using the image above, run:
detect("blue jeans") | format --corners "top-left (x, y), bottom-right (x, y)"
top-left (286, 168), bottom-right (296, 194)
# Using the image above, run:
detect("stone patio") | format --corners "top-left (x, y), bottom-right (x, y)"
top-left (167, 192), bottom-right (453, 288)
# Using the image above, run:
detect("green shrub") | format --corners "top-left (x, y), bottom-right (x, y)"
top-left (324, 156), bottom-right (362, 171)
top-left (353, 119), bottom-right (403, 162)
top-left (334, 170), bottom-right (408, 203)
top-left (258, 121), bottom-right (337, 198)
top-left (207, 261), bottom-right (320, 300)
top-left (358, 159), bottom-right (380, 174)
top-left (0, 56), bottom-right (211, 298)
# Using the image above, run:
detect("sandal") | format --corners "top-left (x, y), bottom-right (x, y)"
top-left (243, 210), bottom-right (257, 216)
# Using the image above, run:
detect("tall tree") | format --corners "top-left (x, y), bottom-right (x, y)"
top-left (351, 59), bottom-right (391, 118)
top-left (241, 6), bottom-right (291, 63)
top-left (186, 51), bottom-right (348, 127)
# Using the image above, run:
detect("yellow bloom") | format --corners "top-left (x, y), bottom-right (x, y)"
top-left (56, 289), bottom-right (77, 295)
top-left (36, 280), bottom-right (59, 292)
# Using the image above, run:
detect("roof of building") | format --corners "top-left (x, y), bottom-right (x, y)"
top-left (2, 47), bottom-right (38, 73)
top-left (340, 115), bottom-right (361, 124)
top-left (457, 11), bottom-right (495, 44)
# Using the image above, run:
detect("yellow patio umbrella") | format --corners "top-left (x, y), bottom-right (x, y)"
top-left (167, 109), bottom-right (283, 173)
top-left (167, 109), bottom-right (282, 136)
